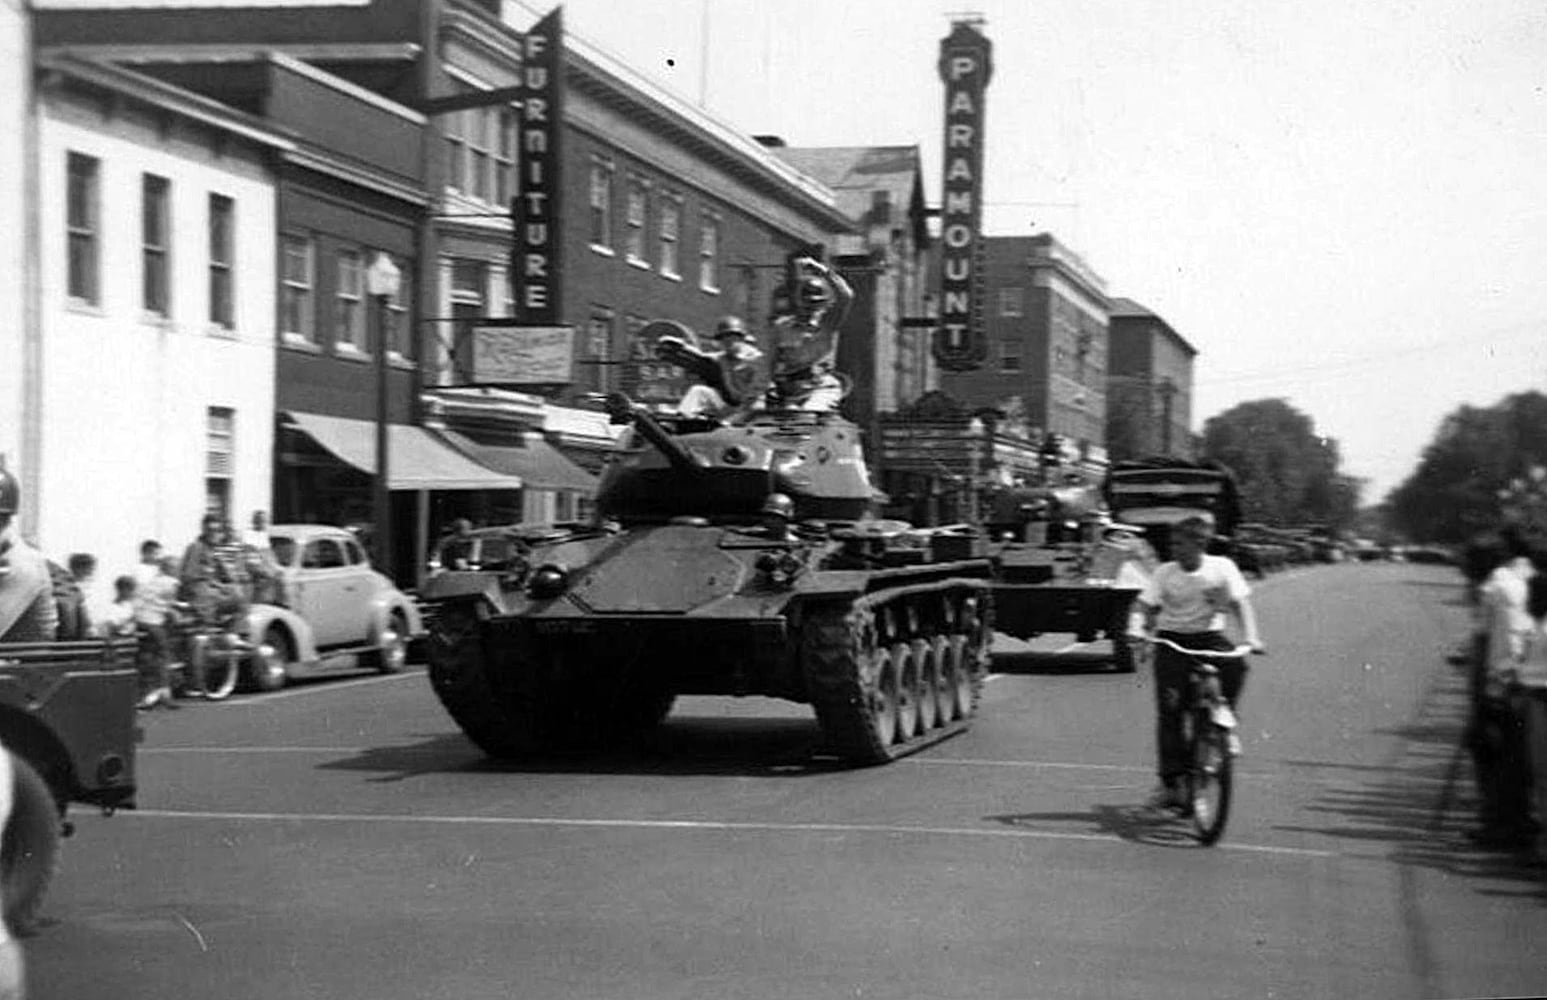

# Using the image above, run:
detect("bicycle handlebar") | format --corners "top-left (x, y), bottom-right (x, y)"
top-left (1134, 635), bottom-right (1255, 659)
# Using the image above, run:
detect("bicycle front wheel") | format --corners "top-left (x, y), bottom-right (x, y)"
top-left (1186, 715), bottom-right (1233, 845)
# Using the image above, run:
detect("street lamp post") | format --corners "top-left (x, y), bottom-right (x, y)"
top-left (367, 253), bottom-right (402, 580)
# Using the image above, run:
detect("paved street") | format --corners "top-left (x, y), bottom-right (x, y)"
top-left (27, 561), bottom-right (1547, 999)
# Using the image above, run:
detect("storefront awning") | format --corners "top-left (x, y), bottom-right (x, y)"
top-left (440, 430), bottom-right (598, 494)
top-left (281, 411), bottom-right (523, 492)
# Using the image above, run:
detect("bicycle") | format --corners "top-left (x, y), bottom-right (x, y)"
top-left (166, 603), bottom-right (248, 702)
top-left (1135, 634), bottom-right (1254, 845)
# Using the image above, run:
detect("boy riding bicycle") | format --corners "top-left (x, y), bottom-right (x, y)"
top-left (1130, 515), bottom-right (1266, 811)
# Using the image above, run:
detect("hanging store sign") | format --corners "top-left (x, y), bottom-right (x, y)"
top-left (512, 6), bottom-right (565, 325)
top-left (471, 323), bottom-right (575, 386)
top-left (932, 20), bottom-right (992, 372)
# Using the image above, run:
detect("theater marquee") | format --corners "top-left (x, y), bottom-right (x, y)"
top-left (933, 20), bottom-right (992, 372)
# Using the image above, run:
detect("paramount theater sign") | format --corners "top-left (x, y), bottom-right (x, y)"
top-left (933, 20), bottom-right (993, 372)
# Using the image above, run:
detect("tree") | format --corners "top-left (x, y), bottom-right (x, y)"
top-left (1200, 398), bottom-right (1362, 529)
top-left (1386, 391), bottom-right (1547, 543)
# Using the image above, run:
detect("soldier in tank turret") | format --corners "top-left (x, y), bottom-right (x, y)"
top-left (0, 462), bottom-right (59, 644)
top-left (766, 256), bottom-right (853, 412)
top-left (667, 315), bottom-right (766, 419)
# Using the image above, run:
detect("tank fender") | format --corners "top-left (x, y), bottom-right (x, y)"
top-left (245, 604), bottom-right (319, 664)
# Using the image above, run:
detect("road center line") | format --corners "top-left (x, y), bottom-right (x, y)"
top-left (123, 807), bottom-right (1335, 858)
top-left (205, 671), bottom-right (422, 705)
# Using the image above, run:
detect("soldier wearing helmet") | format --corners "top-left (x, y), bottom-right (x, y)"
top-left (663, 314), bottom-right (767, 419)
top-left (768, 255), bottom-right (852, 412)
top-left (0, 462), bottom-right (60, 643)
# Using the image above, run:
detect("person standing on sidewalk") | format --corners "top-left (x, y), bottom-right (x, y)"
top-left (1469, 529), bottom-right (1537, 846)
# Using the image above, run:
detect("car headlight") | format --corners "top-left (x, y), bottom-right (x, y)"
top-left (526, 564), bottom-right (569, 599)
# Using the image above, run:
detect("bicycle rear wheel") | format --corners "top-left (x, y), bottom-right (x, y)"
top-left (1186, 713), bottom-right (1233, 845)
top-left (199, 638), bottom-right (241, 702)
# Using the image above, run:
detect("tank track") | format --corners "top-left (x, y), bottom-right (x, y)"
top-left (803, 579), bottom-right (993, 765)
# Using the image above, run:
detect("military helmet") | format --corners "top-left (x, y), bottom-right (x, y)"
top-left (794, 276), bottom-right (832, 312)
top-left (760, 492), bottom-right (795, 520)
top-left (713, 315), bottom-right (748, 340)
top-left (0, 463), bottom-right (17, 515)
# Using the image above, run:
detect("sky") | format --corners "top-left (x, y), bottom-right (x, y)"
top-left (507, 0), bottom-right (1547, 502)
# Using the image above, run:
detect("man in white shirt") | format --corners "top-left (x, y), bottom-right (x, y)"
top-left (1131, 515), bottom-right (1265, 811)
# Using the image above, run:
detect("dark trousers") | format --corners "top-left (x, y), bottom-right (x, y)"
top-left (136, 624), bottom-right (170, 697)
top-left (1467, 634), bottom-right (1534, 831)
top-left (1155, 630), bottom-right (1248, 785)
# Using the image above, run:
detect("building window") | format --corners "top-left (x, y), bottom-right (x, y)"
top-left (66, 152), bottom-right (100, 305)
top-left (208, 194), bottom-right (235, 329)
top-left (1000, 338), bottom-right (1022, 372)
top-left (141, 173), bottom-right (171, 317)
top-left (279, 234), bottom-right (314, 343)
top-left (447, 259), bottom-right (487, 386)
top-left (206, 406), bottom-right (235, 518)
top-left (624, 176), bottom-right (649, 264)
top-left (588, 157), bottom-right (613, 251)
top-left (335, 249), bottom-right (365, 352)
top-left (466, 105), bottom-right (492, 202)
top-left (698, 213), bottom-right (720, 293)
top-left (736, 266), bottom-right (757, 320)
top-left (495, 108), bottom-right (517, 207)
top-left (999, 287), bottom-right (1024, 317)
top-left (385, 256), bottom-right (412, 359)
top-left (587, 308), bottom-right (614, 392)
top-left (658, 193), bottom-right (681, 277)
top-left (444, 105), bottom-right (466, 195)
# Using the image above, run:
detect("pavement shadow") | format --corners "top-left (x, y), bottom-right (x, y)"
top-left (989, 650), bottom-right (1127, 676)
top-left (315, 715), bottom-right (863, 781)
top-left (986, 804), bottom-right (1209, 850)
top-left (1269, 664), bottom-right (1547, 902)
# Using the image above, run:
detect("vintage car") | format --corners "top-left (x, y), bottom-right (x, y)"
top-left (241, 524), bottom-right (424, 692)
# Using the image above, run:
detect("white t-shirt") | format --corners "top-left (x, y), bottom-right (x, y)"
top-left (1138, 554), bottom-right (1251, 633)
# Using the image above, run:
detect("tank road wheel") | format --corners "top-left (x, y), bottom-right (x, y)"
top-left (426, 600), bottom-right (539, 759)
top-left (912, 639), bottom-right (939, 732)
top-left (2, 754), bottom-right (62, 937)
top-left (947, 635), bottom-right (975, 721)
top-left (892, 642), bottom-right (920, 742)
top-left (925, 636), bottom-right (953, 728)
top-left (869, 645), bottom-right (900, 748)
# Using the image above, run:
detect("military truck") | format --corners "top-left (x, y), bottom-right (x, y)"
top-left (0, 636), bottom-right (139, 933)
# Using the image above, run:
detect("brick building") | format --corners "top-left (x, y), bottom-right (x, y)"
top-left (1105, 297), bottom-right (1197, 461)
top-left (939, 232), bottom-right (1111, 473)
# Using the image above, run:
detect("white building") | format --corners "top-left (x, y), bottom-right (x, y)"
top-left (33, 53), bottom-right (290, 576)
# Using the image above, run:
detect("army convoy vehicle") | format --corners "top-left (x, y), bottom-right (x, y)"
top-left (421, 393), bottom-right (996, 766)
top-left (0, 637), bottom-right (138, 933)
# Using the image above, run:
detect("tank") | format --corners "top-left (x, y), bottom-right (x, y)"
top-left (985, 476), bottom-right (1154, 673)
top-left (422, 398), bottom-right (995, 764)
top-left (422, 259), bottom-right (996, 764)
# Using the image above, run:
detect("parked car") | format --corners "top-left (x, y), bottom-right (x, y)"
top-left (425, 521), bottom-right (594, 575)
top-left (240, 524), bottom-right (425, 692)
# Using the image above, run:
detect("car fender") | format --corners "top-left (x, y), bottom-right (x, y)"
top-left (366, 588), bottom-right (424, 639)
top-left (243, 603), bottom-right (321, 663)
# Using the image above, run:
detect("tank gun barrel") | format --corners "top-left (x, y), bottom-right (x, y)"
top-left (602, 392), bottom-right (702, 476)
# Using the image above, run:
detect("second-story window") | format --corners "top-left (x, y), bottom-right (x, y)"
top-left (385, 256), bottom-right (412, 359)
top-left (698, 213), bottom-right (720, 293)
top-left (999, 287), bottom-right (1024, 317)
top-left (335, 249), bottom-right (365, 352)
top-left (588, 157), bottom-right (613, 251)
top-left (445, 105), bottom-right (466, 194)
top-left (467, 107), bottom-right (492, 202)
top-left (496, 108), bottom-right (517, 206)
top-left (208, 194), bottom-right (235, 329)
top-left (66, 152), bottom-right (100, 306)
top-left (624, 176), bottom-right (649, 264)
top-left (141, 173), bottom-right (171, 317)
top-left (658, 193), bottom-right (681, 278)
top-left (279, 233), bottom-right (314, 343)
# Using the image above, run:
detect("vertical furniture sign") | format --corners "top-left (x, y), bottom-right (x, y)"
top-left (512, 6), bottom-right (565, 324)
top-left (933, 20), bottom-right (992, 372)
